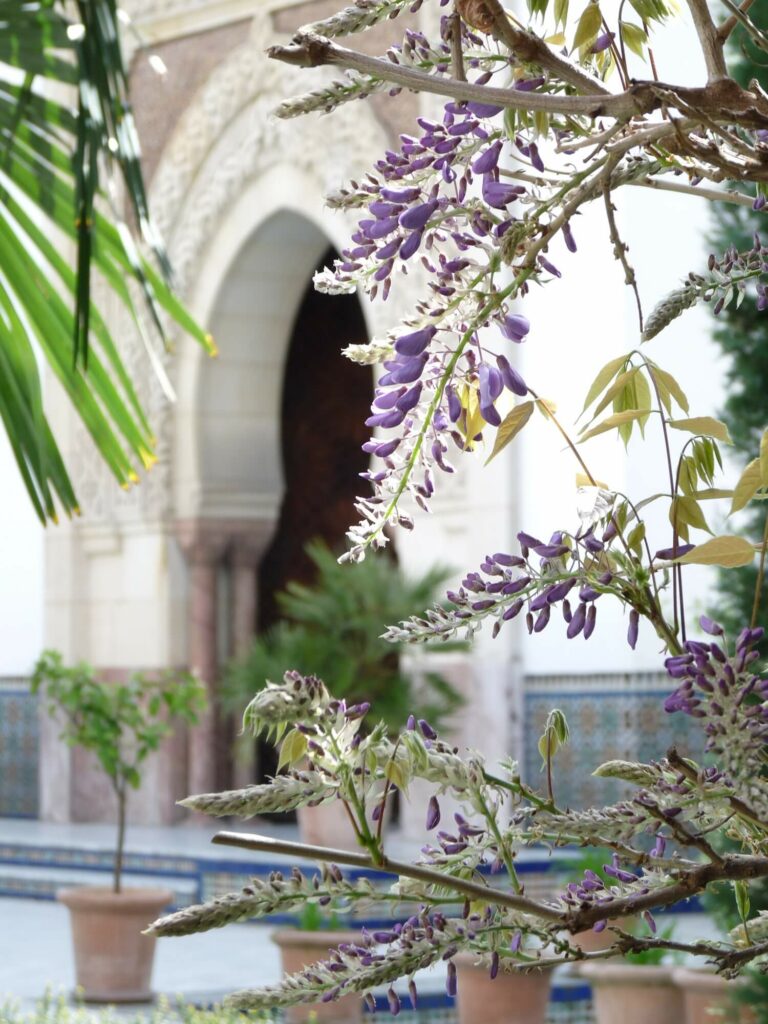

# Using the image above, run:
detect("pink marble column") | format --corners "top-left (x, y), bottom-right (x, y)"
top-left (230, 531), bottom-right (271, 788)
top-left (177, 525), bottom-right (228, 798)
top-left (232, 540), bottom-right (261, 659)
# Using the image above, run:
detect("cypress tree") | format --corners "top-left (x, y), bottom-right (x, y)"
top-left (710, 10), bottom-right (768, 643)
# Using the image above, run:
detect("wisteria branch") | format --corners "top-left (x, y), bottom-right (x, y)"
top-left (268, 34), bottom-right (659, 119)
top-left (211, 830), bottom-right (564, 922)
top-left (686, 0), bottom-right (729, 82)
top-left (566, 854), bottom-right (768, 933)
top-left (718, 0), bottom-right (757, 42)
top-left (478, 0), bottom-right (612, 97)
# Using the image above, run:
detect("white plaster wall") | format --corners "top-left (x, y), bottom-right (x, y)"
top-left (194, 206), bottom-right (331, 520)
top-left (0, 431), bottom-right (43, 675)
top-left (519, 10), bottom-right (730, 675)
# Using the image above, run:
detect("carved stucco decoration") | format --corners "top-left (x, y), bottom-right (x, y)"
top-left (70, 11), bottom-right (424, 527)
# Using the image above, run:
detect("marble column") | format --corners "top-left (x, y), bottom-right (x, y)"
top-left (177, 524), bottom-right (229, 798)
top-left (230, 529), bottom-right (272, 788)
top-left (232, 539), bottom-right (262, 659)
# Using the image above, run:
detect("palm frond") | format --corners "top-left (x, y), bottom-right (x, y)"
top-left (0, 0), bottom-right (214, 521)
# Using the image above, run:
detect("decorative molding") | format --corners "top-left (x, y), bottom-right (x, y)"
top-left (69, 9), bottom-right (418, 531)
top-left (123, 0), bottom-right (308, 43)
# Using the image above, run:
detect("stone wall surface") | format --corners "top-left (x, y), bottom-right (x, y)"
top-left (39, 0), bottom-right (510, 824)
top-left (130, 20), bottom-right (252, 186)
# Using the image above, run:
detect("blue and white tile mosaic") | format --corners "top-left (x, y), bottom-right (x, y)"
top-left (523, 672), bottom-right (704, 809)
top-left (0, 680), bottom-right (38, 818)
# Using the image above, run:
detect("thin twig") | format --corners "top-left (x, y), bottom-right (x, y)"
top-left (567, 852), bottom-right (768, 932)
top-left (717, 0), bottom-right (767, 51)
top-left (630, 174), bottom-right (765, 209)
top-left (448, 9), bottom-right (466, 83)
top-left (718, 0), bottom-right (756, 41)
top-left (645, 798), bottom-right (725, 865)
top-left (212, 830), bottom-right (565, 922)
top-left (602, 183), bottom-right (644, 331)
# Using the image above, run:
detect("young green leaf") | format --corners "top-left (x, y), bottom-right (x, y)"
top-left (647, 364), bottom-right (690, 414)
top-left (620, 21), bottom-right (647, 56)
top-left (485, 400), bottom-right (534, 465)
top-left (670, 495), bottom-right (710, 534)
top-left (734, 880), bottom-right (751, 941)
top-left (278, 728), bottom-right (308, 771)
top-left (691, 488), bottom-right (733, 501)
top-left (572, 2), bottom-right (603, 52)
top-left (760, 428), bottom-right (768, 486)
top-left (581, 353), bottom-right (630, 414)
top-left (579, 409), bottom-right (652, 443)
top-left (627, 522), bottom-right (646, 555)
top-left (588, 367), bottom-right (639, 421)
top-left (731, 458), bottom-right (762, 514)
top-left (538, 708), bottom-right (570, 766)
top-left (669, 535), bottom-right (756, 568)
top-left (668, 417), bottom-right (732, 444)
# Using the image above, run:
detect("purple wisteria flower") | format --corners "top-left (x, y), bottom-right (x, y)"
top-left (384, 525), bottom-right (628, 646)
top-left (324, 84), bottom-right (593, 559)
top-left (501, 314), bottom-right (530, 342)
top-left (663, 619), bottom-right (768, 800)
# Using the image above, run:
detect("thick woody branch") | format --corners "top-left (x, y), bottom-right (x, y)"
top-left (269, 36), bottom-right (768, 146)
top-left (566, 853), bottom-right (768, 933)
top-left (268, 34), bottom-right (654, 119)
top-left (480, 0), bottom-right (611, 96)
top-left (212, 830), bottom-right (565, 922)
top-left (686, 0), bottom-right (728, 81)
top-left (615, 932), bottom-right (768, 973)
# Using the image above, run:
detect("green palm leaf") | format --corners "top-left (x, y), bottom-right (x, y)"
top-left (0, 0), bottom-right (213, 521)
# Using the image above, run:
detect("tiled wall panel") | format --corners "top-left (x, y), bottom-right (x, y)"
top-left (0, 680), bottom-right (38, 818)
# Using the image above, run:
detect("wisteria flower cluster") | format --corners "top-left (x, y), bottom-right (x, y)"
top-left (151, 0), bottom-right (768, 1014)
top-left (149, 638), bottom-right (768, 1008)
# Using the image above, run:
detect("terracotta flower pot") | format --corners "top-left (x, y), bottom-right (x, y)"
top-left (568, 917), bottom-right (634, 955)
top-left (58, 886), bottom-right (172, 1003)
top-left (272, 928), bottom-right (363, 1024)
top-left (454, 951), bottom-right (552, 1024)
top-left (673, 966), bottom-right (753, 1024)
top-left (581, 962), bottom-right (684, 1024)
top-left (297, 801), bottom-right (361, 852)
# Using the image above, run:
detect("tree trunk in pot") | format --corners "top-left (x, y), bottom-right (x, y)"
top-left (273, 929), bottom-right (363, 1024)
top-left (454, 952), bottom-right (552, 1024)
top-left (58, 887), bottom-right (172, 1003)
top-left (580, 963), bottom-right (684, 1024)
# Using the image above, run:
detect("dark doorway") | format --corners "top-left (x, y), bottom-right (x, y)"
top-left (258, 246), bottom-right (372, 629)
top-left (254, 246), bottom-right (372, 784)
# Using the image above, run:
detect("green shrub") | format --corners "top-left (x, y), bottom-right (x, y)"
top-left (224, 540), bottom-right (463, 733)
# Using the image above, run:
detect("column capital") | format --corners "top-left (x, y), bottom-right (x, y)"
top-left (175, 517), bottom-right (276, 567)
top-left (174, 519), bottom-right (231, 566)
top-left (231, 523), bottom-right (273, 569)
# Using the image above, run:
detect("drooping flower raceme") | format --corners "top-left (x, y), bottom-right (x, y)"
top-left (148, 0), bottom-right (768, 1011)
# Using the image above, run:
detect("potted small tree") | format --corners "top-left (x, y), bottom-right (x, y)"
top-left (32, 651), bottom-right (205, 1003)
